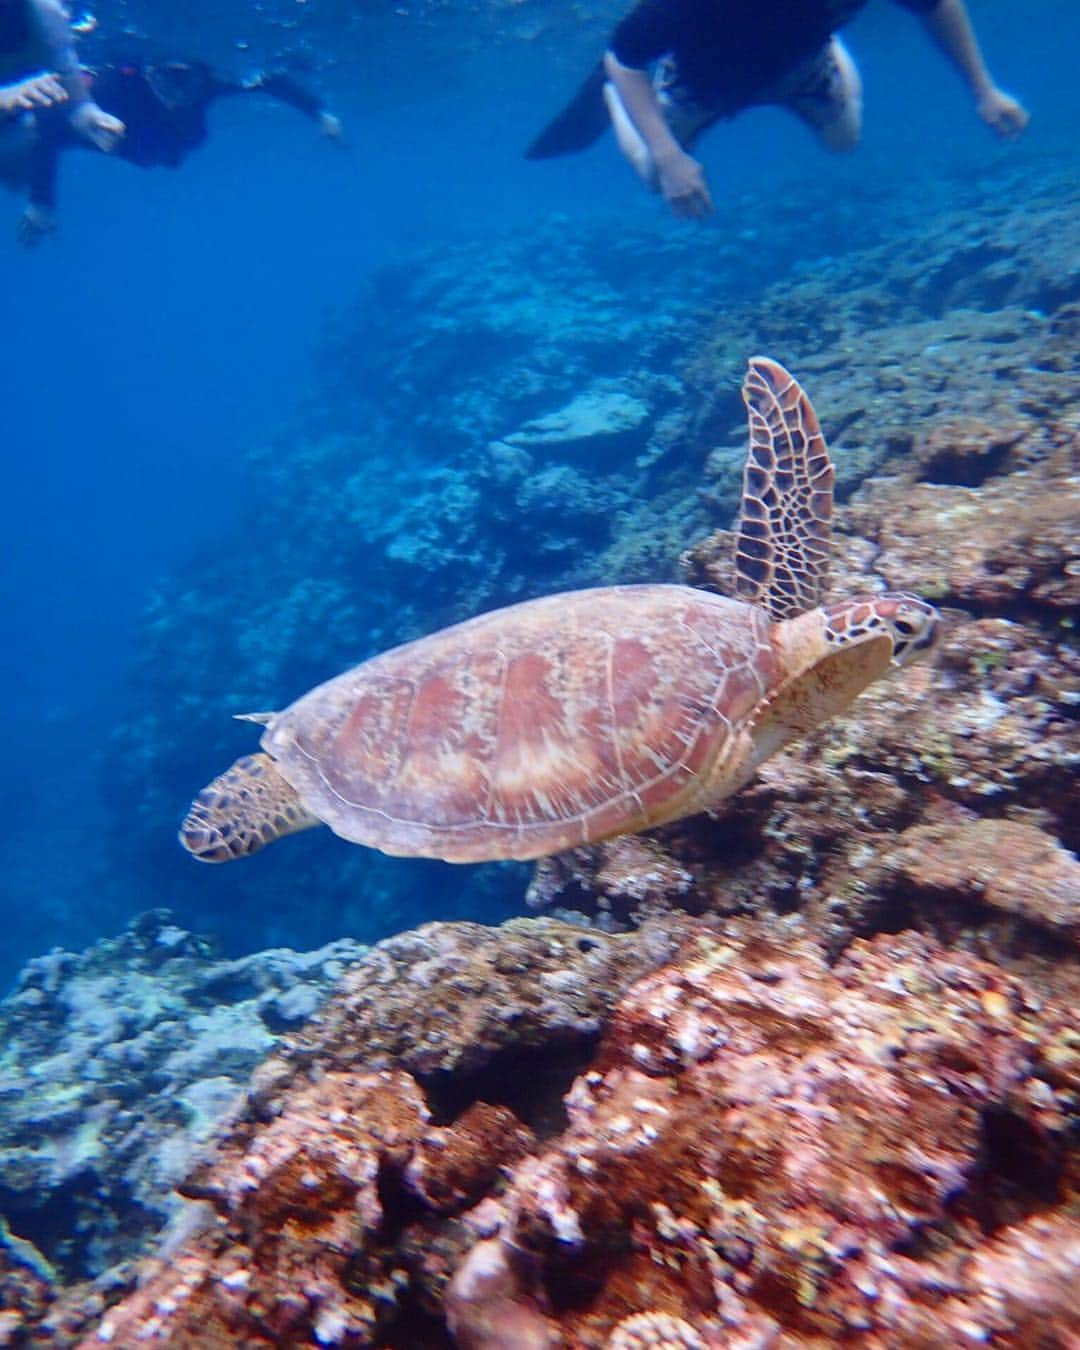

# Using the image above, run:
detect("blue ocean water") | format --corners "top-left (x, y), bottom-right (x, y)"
top-left (0, 0), bottom-right (1075, 991)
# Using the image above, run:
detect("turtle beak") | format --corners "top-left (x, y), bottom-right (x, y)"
top-left (888, 598), bottom-right (941, 667)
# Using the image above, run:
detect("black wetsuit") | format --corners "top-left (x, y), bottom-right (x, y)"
top-left (611, 0), bottom-right (940, 107)
top-left (527, 0), bottom-right (943, 158)
top-left (27, 60), bottom-right (326, 209)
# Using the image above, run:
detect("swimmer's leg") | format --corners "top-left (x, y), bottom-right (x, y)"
top-left (779, 36), bottom-right (863, 152)
top-left (0, 115), bottom-right (34, 191)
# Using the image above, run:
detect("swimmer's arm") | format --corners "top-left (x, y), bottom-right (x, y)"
top-left (602, 51), bottom-right (682, 167)
top-left (915, 0), bottom-right (1028, 138)
top-left (603, 51), bottom-right (712, 218)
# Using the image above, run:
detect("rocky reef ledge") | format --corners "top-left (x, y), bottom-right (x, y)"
top-left (0, 912), bottom-right (367, 1337)
top-left (1, 902), bottom-right (1076, 1346)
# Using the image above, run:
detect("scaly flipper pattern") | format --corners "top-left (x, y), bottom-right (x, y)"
top-left (734, 357), bottom-right (834, 621)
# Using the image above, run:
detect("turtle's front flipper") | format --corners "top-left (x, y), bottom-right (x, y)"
top-left (734, 357), bottom-right (835, 622)
top-left (179, 752), bottom-right (320, 862)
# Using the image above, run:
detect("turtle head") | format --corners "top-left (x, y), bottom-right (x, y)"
top-left (179, 752), bottom-right (320, 863)
top-left (743, 593), bottom-right (941, 773)
top-left (822, 593), bottom-right (941, 668)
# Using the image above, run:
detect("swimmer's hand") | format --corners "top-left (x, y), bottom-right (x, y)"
top-left (319, 111), bottom-right (344, 141)
top-left (70, 102), bottom-right (125, 151)
top-left (0, 73), bottom-right (68, 112)
top-left (976, 86), bottom-right (1029, 140)
top-left (655, 147), bottom-right (713, 220)
top-left (17, 203), bottom-right (56, 248)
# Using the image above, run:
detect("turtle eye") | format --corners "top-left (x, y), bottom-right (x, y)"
top-left (889, 604), bottom-right (939, 666)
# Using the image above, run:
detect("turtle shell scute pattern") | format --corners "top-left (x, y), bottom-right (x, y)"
top-left (262, 586), bottom-right (775, 861)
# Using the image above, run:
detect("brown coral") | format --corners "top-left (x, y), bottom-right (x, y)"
top-left (92, 1070), bottom-right (430, 1347)
top-left (26, 922), bottom-right (1071, 1349)
top-left (884, 815), bottom-right (1080, 945)
top-left (447, 927), bottom-right (1080, 1347)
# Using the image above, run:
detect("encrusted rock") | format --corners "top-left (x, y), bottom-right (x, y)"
top-left (848, 442), bottom-right (1080, 613)
top-left (447, 927), bottom-right (1080, 1347)
top-left (93, 1070), bottom-right (430, 1348)
top-left (885, 815), bottom-right (1080, 944)
top-left (404, 1102), bottom-right (534, 1213)
top-left (263, 916), bottom-right (690, 1111)
top-left (0, 910), bottom-right (366, 1283)
top-left (10, 922), bottom-right (1074, 1347)
top-left (503, 381), bottom-right (652, 457)
top-left (528, 836), bottom-right (699, 930)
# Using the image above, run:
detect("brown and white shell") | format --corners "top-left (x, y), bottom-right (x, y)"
top-left (261, 584), bottom-right (776, 862)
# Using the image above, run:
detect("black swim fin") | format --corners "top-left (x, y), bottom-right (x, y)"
top-left (525, 62), bottom-right (609, 159)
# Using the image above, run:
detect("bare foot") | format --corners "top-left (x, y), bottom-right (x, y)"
top-left (71, 102), bottom-right (125, 151)
top-left (319, 111), bottom-right (344, 141)
top-left (17, 204), bottom-right (56, 248)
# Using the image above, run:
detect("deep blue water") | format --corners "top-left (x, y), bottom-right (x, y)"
top-left (0, 0), bottom-right (1075, 990)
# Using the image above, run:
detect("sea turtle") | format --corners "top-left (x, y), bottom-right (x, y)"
top-left (180, 357), bottom-right (939, 866)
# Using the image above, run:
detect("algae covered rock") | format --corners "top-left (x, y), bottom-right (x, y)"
top-left (74, 922), bottom-right (1080, 1349)
top-left (0, 910), bottom-right (366, 1283)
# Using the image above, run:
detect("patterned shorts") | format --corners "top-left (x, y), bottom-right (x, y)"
top-left (656, 36), bottom-right (856, 147)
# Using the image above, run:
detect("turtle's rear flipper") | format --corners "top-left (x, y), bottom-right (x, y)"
top-left (525, 62), bottom-right (609, 159)
top-left (179, 752), bottom-right (319, 862)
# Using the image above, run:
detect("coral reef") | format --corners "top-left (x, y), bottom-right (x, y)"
top-left (445, 926), bottom-right (1080, 1347)
top-left (884, 816), bottom-right (1080, 944)
top-left (26, 922), bottom-right (1076, 1347)
top-left (268, 916), bottom-right (687, 1091)
top-left (0, 910), bottom-right (366, 1285)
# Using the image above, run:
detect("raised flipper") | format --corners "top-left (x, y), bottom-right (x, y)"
top-left (525, 62), bottom-right (609, 159)
top-left (734, 356), bottom-right (835, 622)
top-left (179, 752), bottom-right (320, 862)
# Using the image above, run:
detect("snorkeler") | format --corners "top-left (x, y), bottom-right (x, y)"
top-left (0, 0), bottom-right (121, 142)
top-left (526, 0), bottom-right (1029, 219)
top-left (12, 57), bottom-right (342, 244)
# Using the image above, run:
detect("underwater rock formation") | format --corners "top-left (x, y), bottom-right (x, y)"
top-left (0, 910), bottom-right (366, 1287)
top-left (445, 928), bottom-right (1079, 1347)
top-left (33, 921), bottom-right (1077, 1347)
